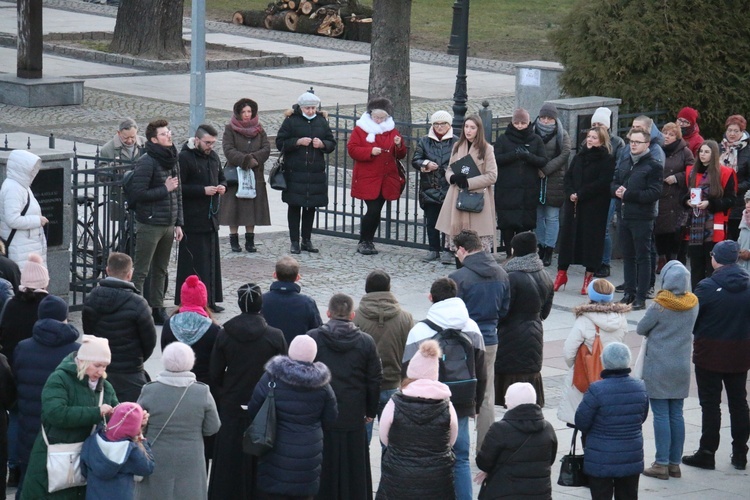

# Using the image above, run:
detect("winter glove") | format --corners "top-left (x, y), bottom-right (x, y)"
top-left (515, 146), bottom-right (531, 161)
top-left (450, 173), bottom-right (469, 189)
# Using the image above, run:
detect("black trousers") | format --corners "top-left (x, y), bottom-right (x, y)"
top-left (695, 366), bottom-right (750, 456)
top-left (360, 197), bottom-right (386, 242)
top-left (688, 242), bottom-right (716, 290)
top-left (423, 202), bottom-right (443, 251)
top-left (588, 474), bottom-right (639, 500)
top-left (619, 219), bottom-right (653, 301)
top-left (287, 205), bottom-right (316, 242)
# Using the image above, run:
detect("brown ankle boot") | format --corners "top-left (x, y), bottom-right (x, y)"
top-left (668, 464), bottom-right (681, 478)
top-left (642, 462), bottom-right (669, 480)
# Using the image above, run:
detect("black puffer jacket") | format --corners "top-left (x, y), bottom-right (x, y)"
top-left (307, 319), bottom-right (382, 431)
top-left (533, 119), bottom-right (571, 208)
top-left (411, 129), bottom-right (457, 208)
top-left (611, 150), bottom-right (663, 220)
top-left (178, 140), bottom-right (225, 233)
top-left (496, 255), bottom-right (554, 374)
top-left (82, 278), bottom-right (156, 374)
top-left (247, 356), bottom-right (337, 497)
top-left (209, 312), bottom-right (287, 415)
top-left (0, 290), bottom-right (46, 362)
top-left (276, 106), bottom-right (337, 208)
top-left (655, 139), bottom-right (692, 235)
top-left (130, 142), bottom-right (184, 226)
top-left (476, 404), bottom-right (558, 499)
top-left (377, 393), bottom-right (454, 500)
top-left (494, 124), bottom-right (547, 230)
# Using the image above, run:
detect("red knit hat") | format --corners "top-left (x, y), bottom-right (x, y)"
top-left (677, 107), bottom-right (699, 125)
top-left (179, 275), bottom-right (208, 316)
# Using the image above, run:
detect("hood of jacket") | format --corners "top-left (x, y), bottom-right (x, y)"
top-left (90, 278), bottom-right (140, 315)
top-left (708, 264), bottom-right (750, 293)
top-left (32, 319), bottom-right (80, 347)
top-left (225, 313), bottom-right (268, 343)
top-left (573, 302), bottom-right (631, 332)
top-left (401, 378), bottom-right (452, 400)
top-left (356, 291), bottom-right (403, 324)
top-left (169, 312), bottom-right (212, 346)
top-left (502, 403), bottom-right (547, 434)
top-left (316, 319), bottom-right (363, 353)
top-left (425, 297), bottom-right (472, 331)
top-left (394, 391), bottom-right (450, 425)
top-left (265, 355), bottom-right (331, 388)
top-left (269, 280), bottom-right (301, 295)
top-left (85, 432), bottom-right (133, 478)
top-left (462, 251), bottom-right (503, 279)
top-left (6, 150), bottom-right (41, 188)
top-left (660, 260), bottom-right (691, 294)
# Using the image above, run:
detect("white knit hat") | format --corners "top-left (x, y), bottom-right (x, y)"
top-left (77, 335), bottom-right (111, 364)
top-left (591, 107), bottom-right (612, 128)
top-left (505, 382), bottom-right (537, 409)
top-left (430, 110), bottom-right (452, 124)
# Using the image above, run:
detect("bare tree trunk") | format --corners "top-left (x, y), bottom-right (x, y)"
top-left (368, 0), bottom-right (411, 125)
top-left (110, 0), bottom-right (186, 60)
top-left (17, 0), bottom-right (43, 78)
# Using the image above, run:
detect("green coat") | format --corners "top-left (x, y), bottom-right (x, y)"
top-left (21, 352), bottom-right (118, 500)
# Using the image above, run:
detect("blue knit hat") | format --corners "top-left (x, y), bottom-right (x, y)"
top-left (601, 342), bottom-right (631, 370)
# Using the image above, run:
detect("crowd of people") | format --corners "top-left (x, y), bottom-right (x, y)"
top-left (0, 98), bottom-right (748, 500)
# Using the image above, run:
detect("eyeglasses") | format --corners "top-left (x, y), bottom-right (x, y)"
top-left (200, 139), bottom-right (217, 146)
top-left (434, 122), bottom-right (451, 127)
top-left (629, 140), bottom-right (648, 145)
top-left (676, 118), bottom-right (691, 126)
top-left (157, 130), bottom-right (172, 137)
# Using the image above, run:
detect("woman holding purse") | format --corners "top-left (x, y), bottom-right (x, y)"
top-left (435, 115), bottom-right (498, 261)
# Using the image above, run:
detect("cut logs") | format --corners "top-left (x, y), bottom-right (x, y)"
top-left (230, 0), bottom-right (371, 41)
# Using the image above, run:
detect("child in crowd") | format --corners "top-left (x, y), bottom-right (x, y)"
top-left (81, 402), bottom-right (155, 500)
top-left (475, 383), bottom-right (557, 499)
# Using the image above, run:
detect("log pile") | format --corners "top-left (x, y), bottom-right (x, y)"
top-left (232, 1), bottom-right (372, 41)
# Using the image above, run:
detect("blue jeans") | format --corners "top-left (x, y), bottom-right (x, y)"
top-left (650, 399), bottom-right (685, 465)
top-left (535, 204), bottom-right (560, 248)
top-left (366, 388), bottom-right (397, 447)
top-left (602, 199), bottom-right (616, 265)
top-left (453, 416), bottom-right (472, 500)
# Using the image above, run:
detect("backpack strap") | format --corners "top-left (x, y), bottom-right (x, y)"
top-left (4, 193), bottom-right (31, 250)
top-left (420, 318), bottom-right (443, 334)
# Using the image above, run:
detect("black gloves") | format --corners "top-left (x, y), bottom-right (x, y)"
top-left (515, 146), bottom-right (531, 161)
top-left (450, 173), bottom-right (469, 189)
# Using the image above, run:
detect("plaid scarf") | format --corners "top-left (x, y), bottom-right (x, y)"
top-left (720, 136), bottom-right (748, 171)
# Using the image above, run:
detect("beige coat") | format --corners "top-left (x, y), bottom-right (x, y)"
top-left (435, 142), bottom-right (497, 240)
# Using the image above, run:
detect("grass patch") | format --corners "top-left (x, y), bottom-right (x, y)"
top-left (195, 0), bottom-right (574, 61)
top-left (78, 40), bottom-right (112, 52)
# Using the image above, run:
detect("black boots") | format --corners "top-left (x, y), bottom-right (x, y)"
top-left (245, 233), bottom-right (257, 252)
top-left (152, 307), bottom-right (168, 326)
top-left (229, 233), bottom-right (242, 252)
top-left (290, 241), bottom-right (301, 254)
top-left (682, 449), bottom-right (715, 470)
top-left (542, 246), bottom-right (554, 267)
top-left (301, 239), bottom-right (319, 253)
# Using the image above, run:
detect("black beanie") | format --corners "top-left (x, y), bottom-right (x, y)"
top-left (38, 295), bottom-right (68, 321)
top-left (511, 231), bottom-right (538, 257)
top-left (237, 283), bottom-right (263, 313)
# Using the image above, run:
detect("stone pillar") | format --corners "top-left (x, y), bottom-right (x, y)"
top-left (17, 0), bottom-right (43, 79)
top-left (514, 60), bottom-right (564, 115)
top-left (543, 96), bottom-right (622, 154)
top-left (0, 150), bottom-right (72, 298)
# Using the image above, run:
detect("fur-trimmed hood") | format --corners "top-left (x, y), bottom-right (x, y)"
top-left (573, 302), bottom-right (631, 316)
top-left (283, 105), bottom-right (329, 119)
top-left (265, 355), bottom-right (331, 389)
top-left (573, 302), bottom-right (631, 333)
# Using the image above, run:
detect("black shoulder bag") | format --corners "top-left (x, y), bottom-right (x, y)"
top-left (243, 378), bottom-right (277, 456)
top-left (2, 194), bottom-right (31, 254)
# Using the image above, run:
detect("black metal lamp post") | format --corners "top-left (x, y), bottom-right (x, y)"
top-left (451, 0), bottom-right (470, 135)
top-left (446, 0), bottom-right (464, 55)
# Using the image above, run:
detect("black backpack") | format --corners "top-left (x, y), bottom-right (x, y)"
top-left (122, 168), bottom-right (137, 210)
top-left (421, 319), bottom-right (478, 408)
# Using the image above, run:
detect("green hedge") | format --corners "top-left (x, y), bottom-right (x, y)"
top-left (549, 0), bottom-right (750, 138)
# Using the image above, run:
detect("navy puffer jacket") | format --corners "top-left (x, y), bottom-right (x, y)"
top-left (12, 319), bottom-right (80, 463)
top-left (247, 356), bottom-right (337, 497)
top-left (575, 369), bottom-right (649, 478)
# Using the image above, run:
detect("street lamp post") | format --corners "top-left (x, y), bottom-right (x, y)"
top-left (446, 0), bottom-right (463, 55)
top-left (451, 0), bottom-right (470, 135)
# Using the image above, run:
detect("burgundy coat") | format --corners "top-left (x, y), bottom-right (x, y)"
top-left (348, 127), bottom-right (406, 201)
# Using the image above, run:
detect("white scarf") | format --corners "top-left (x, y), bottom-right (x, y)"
top-left (355, 113), bottom-right (395, 143)
top-left (156, 371), bottom-right (196, 387)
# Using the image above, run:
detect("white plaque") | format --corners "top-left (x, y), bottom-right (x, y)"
top-left (519, 68), bottom-right (541, 87)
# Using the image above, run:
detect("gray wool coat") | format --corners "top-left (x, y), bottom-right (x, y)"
top-left (136, 372), bottom-right (221, 500)
top-left (636, 261), bottom-right (699, 399)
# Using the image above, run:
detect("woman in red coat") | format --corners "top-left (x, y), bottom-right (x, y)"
top-left (348, 98), bottom-right (407, 255)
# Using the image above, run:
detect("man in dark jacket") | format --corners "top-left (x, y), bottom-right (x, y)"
top-left (82, 252), bottom-right (156, 402)
top-left (450, 229), bottom-right (509, 449)
top-left (0, 351), bottom-right (16, 496)
top-left (402, 277), bottom-right (486, 500)
top-left (130, 118), bottom-right (183, 325)
top-left (175, 124), bottom-right (226, 311)
top-left (611, 128), bottom-right (663, 310)
top-left (353, 270), bottom-right (413, 445)
top-left (683, 241), bottom-right (750, 471)
top-left (262, 256), bottom-right (323, 345)
top-left (307, 293), bottom-right (382, 500)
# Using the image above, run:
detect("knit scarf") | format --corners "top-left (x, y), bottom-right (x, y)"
top-left (503, 252), bottom-right (544, 272)
top-left (145, 141), bottom-right (178, 169)
top-left (355, 113), bottom-right (395, 143)
top-left (504, 122), bottom-right (534, 144)
top-left (720, 133), bottom-right (748, 171)
top-left (230, 114), bottom-right (263, 139)
top-left (630, 150), bottom-right (648, 164)
top-left (662, 139), bottom-right (680, 157)
top-left (534, 120), bottom-right (556, 142)
top-left (653, 289), bottom-right (698, 311)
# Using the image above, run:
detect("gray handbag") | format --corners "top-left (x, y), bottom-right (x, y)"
top-left (456, 188), bottom-right (485, 213)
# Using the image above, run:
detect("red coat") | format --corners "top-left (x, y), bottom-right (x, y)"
top-left (348, 127), bottom-right (406, 201)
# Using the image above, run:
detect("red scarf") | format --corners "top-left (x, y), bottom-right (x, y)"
top-left (230, 115), bottom-right (262, 139)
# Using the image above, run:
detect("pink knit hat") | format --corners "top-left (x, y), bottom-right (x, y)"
top-left (20, 253), bottom-right (49, 290)
top-left (105, 402), bottom-right (144, 442)
top-left (406, 340), bottom-right (441, 381)
top-left (179, 275), bottom-right (208, 316)
top-left (288, 335), bottom-right (317, 363)
top-left (505, 382), bottom-right (537, 410)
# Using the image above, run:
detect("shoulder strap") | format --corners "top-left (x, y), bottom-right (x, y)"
top-left (420, 318), bottom-right (443, 333)
top-left (4, 193), bottom-right (31, 250)
top-left (149, 384), bottom-right (192, 445)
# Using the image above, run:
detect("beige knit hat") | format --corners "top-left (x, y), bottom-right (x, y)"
top-left (77, 335), bottom-right (111, 364)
